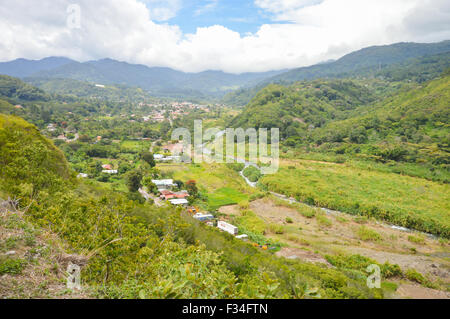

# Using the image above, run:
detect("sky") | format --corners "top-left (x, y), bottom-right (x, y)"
top-left (0, 0), bottom-right (449, 73)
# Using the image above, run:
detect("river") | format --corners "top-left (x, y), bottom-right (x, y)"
top-left (201, 130), bottom-right (436, 238)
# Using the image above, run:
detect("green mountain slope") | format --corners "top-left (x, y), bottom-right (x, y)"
top-left (0, 112), bottom-right (71, 195)
top-left (223, 50), bottom-right (450, 107)
top-left (0, 75), bottom-right (50, 101)
top-left (0, 112), bottom-right (387, 299)
top-left (269, 41), bottom-right (450, 84)
top-left (230, 79), bottom-right (382, 137)
top-left (311, 73), bottom-right (450, 167)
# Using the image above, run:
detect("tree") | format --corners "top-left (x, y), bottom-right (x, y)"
top-left (174, 180), bottom-right (184, 190)
top-left (88, 160), bottom-right (103, 177)
top-left (142, 176), bottom-right (158, 194)
top-left (79, 134), bottom-right (91, 143)
top-left (186, 180), bottom-right (198, 196)
top-left (126, 170), bottom-right (143, 193)
top-left (141, 151), bottom-right (155, 168)
top-left (349, 126), bottom-right (367, 144)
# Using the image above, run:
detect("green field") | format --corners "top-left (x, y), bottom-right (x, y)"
top-left (207, 187), bottom-right (249, 210)
top-left (260, 159), bottom-right (450, 237)
top-left (158, 162), bottom-right (257, 210)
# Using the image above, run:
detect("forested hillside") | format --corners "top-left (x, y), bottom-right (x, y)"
top-left (268, 41), bottom-right (450, 84)
top-left (0, 110), bottom-right (388, 299)
top-left (24, 77), bottom-right (161, 102)
top-left (230, 78), bottom-right (391, 137)
top-left (311, 73), bottom-right (450, 168)
top-left (223, 50), bottom-right (450, 106)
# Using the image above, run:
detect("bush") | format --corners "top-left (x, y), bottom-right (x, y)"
top-left (242, 166), bottom-right (262, 182)
top-left (268, 224), bottom-right (284, 235)
top-left (356, 226), bottom-right (382, 242)
top-left (316, 213), bottom-right (332, 227)
top-left (404, 269), bottom-right (435, 288)
top-left (407, 235), bottom-right (425, 245)
top-left (0, 257), bottom-right (26, 275)
top-left (298, 207), bottom-right (316, 218)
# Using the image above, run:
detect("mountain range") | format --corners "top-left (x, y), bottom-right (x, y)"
top-left (0, 40), bottom-right (449, 100)
top-left (0, 57), bottom-right (285, 99)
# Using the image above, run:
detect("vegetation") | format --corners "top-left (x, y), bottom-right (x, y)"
top-left (1, 41), bottom-right (449, 299)
top-left (260, 159), bottom-right (450, 237)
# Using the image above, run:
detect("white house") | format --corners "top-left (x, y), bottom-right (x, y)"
top-left (218, 221), bottom-right (238, 235)
top-left (152, 179), bottom-right (176, 190)
top-left (193, 213), bottom-right (214, 222)
top-left (169, 198), bottom-right (189, 206)
top-left (235, 234), bottom-right (249, 241)
top-left (102, 170), bottom-right (118, 174)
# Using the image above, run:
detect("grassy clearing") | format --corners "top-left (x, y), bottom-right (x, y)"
top-left (120, 140), bottom-right (150, 153)
top-left (260, 159), bottom-right (450, 237)
top-left (158, 162), bottom-right (257, 210)
top-left (208, 187), bottom-right (249, 210)
top-left (355, 226), bottom-right (382, 242)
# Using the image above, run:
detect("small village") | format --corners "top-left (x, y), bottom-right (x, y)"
top-left (142, 176), bottom-right (253, 243)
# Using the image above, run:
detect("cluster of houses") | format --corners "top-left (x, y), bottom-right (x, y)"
top-left (152, 179), bottom-right (189, 206)
top-left (153, 154), bottom-right (181, 162)
top-left (142, 113), bottom-right (165, 122)
top-left (137, 101), bottom-right (214, 122)
top-left (151, 178), bottom-right (248, 240)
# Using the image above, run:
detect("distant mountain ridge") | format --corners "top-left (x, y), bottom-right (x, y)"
top-left (0, 57), bottom-right (76, 78)
top-left (1, 40), bottom-right (448, 100)
top-left (0, 57), bottom-right (285, 98)
top-left (266, 40), bottom-right (450, 84)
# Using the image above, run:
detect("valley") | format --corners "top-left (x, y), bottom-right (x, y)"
top-left (0, 40), bottom-right (449, 300)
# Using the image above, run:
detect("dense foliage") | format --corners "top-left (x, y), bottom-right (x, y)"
top-left (0, 110), bottom-right (383, 299)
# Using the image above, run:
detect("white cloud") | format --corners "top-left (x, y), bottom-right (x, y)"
top-left (141, 0), bottom-right (182, 21)
top-left (194, 0), bottom-right (219, 16)
top-left (0, 0), bottom-right (449, 73)
top-left (255, 0), bottom-right (323, 16)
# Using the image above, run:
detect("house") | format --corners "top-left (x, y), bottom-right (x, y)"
top-left (217, 221), bottom-right (238, 235)
top-left (102, 170), bottom-right (118, 174)
top-left (77, 173), bottom-right (88, 178)
top-left (47, 123), bottom-right (57, 132)
top-left (102, 164), bottom-right (113, 170)
top-left (159, 189), bottom-right (175, 200)
top-left (152, 179), bottom-right (176, 190)
top-left (169, 198), bottom-right (188, 206)
top-left (152, 115), bottom-right (165, 122)
top-left (193, 213), bottom-right (214, 222)
top-left (235, 234), bottom-right (249, 241)
top-left (153, 154), bottom-right (164, 161)
top-left (174, 191), bottom-right (189, 199)
top-left (160, 190), bottom-right (189, 200)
